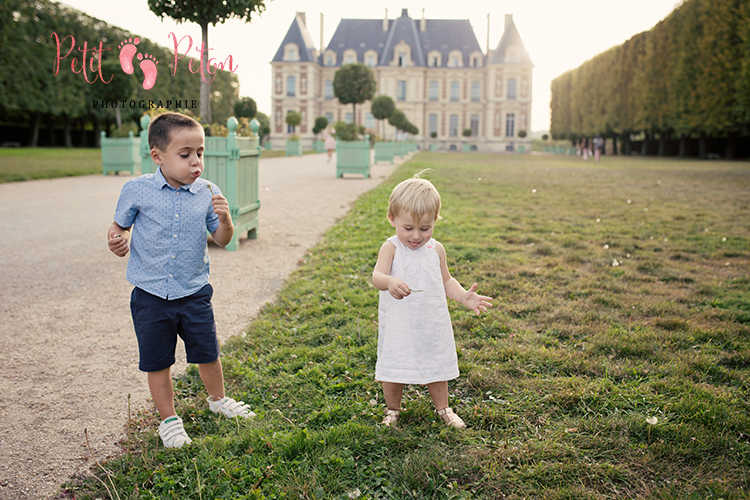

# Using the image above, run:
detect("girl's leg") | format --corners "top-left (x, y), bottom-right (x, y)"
top-left (382, 382), bottom-right (404, 409)
top-left (426, 381), bottom-right (449, 410)
top-left (148, 367), bottom-right (176, 418)
top-left (199, 358), bottom-right (226, 401)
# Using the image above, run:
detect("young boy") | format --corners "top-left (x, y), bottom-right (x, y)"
top-left (108, 112), bottom-right (255, 448)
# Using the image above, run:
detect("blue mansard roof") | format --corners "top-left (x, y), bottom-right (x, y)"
top-left (490, 16), bottom-right (533, 65)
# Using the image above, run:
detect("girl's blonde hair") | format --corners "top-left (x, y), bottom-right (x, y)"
top-left (387, 170), bottom-right (441, 223)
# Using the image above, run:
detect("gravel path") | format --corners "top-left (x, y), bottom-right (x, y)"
top-left (0, 152), bottom-right (403, 499)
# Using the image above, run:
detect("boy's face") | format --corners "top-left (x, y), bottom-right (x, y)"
top-left (151, 127), bottom-right (205, 188)
top-left (389, 211), bottom-right (435, 250)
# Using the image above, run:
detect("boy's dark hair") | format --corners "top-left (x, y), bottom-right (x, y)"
top-left (148, 112), bottom-right (202, 151)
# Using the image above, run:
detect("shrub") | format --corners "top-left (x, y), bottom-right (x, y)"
top-left (462, 128), bottom-right (473, 138)
top-left (518, 130), bottom-right (528, 138)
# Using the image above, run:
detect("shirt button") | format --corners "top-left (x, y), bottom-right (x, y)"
top-left (172, 255), bottom-right (176, 259)
top-left (175, 214), bottom-right (179, 218)
top-left (169, 274), bottom-right (173, 278)
top-left (173, 235), bottom-right (177, 238)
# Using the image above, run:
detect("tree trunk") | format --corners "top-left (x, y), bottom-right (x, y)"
top-left (352, 103), bottom-right (357, 127)
top-left (63, 115), bottom-right (73, 148)
top-left (93, 115), bottom-right (100, 148)
top-left (30, 112), bottom-right (41, 147)
top-left (658, 132), bottom-right (666, 157)
top-left (200, 21), bottom-right (211, 123)
top-left (640, 130), bottom-right (648, 156)
top-left (79, 118), bottom-right (88, 147)
top-left (114, 106), bottom-right (122, 128)
top-left (699, 132), bottom-right (706, 159)
top-left (679, 135), bottom-right (687, 158)
top-left (726, 133), bottom-right (736, 160)
top-left (622, 133), bottom-right (630, 155)
top-left (611, 134), bottom-right (618, 155)
top-left (48, 114), bottom-right (57, 147)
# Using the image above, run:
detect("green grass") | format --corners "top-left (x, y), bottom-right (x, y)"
top-left (0, 147), bottom-right (102, 182)
top-left (64, 153), bottom-right (750, 499)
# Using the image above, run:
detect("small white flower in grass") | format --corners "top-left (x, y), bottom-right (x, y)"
top-left (664, 238), bottom-right (668, 242)
top-left (532, 189), bottom-right (537, 194)
top-left (478, 177), bottom-right (482, 181)
top-left (646, 416), bottom-right (658, 425)
top-left (347, 488), bottom-right (362, 499)
top-left (722, 237), bottom-right (727, 242)
top-left (596, 218), bottom-right (601, 223)
top-left (612, 260), bottom-right (619, 267)
top-left (704, 228), bottom-right (710, 232)
top-left (627, 199), bottom-right (632, 204)
top-left (644, 208), bottom-right (649, 212)
top-left (369, 399), bottom-right (377, 406)
top-left (603, 244), bottom-right (609, 249)
top-left (726, 262), bottom-right (731, 266)
top-left (626, 253), bottom-right (631, 258)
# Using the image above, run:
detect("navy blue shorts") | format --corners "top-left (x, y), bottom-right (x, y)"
top-left (130, 284), bottom-right (220, 372)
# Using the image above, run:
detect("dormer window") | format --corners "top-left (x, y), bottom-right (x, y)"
top-left (343, 49), bottom-right (357, 65)
top-left (398, 52), bottom-right (406, 67)
top-left (390, 40), bottom-right (413, 67)
top-left (364, 50), bottom-right (378, 67)
top-left (448, 50), bottom-right (463, 68)
top-left (470, 51), bottom-right (483, 68)
top-left (427, 50), bottom-right (441, 67)
top-left (324, 50), bottom-right (337, 66)
top-left (284, 43), bottom-right (299, 62)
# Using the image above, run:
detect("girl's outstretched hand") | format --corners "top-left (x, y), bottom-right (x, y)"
top-left (388, 278), bottom-right (412, 300)
top-left (463, 283), bottom-right (493, 315)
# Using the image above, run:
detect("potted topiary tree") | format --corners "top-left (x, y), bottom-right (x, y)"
top-left (312, 116), bottom-right (328, 153)
top-left (285, 111), bottom-right (302, 156)
top-left (462, 128), bottom-right (473, 152)
top-left (333, 120), bottom-right (371, 178)
top-left (518, 130), bottom-right (528, 153)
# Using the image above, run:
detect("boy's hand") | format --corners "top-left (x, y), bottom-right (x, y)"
top-left (388, 278), bottom-right (412, 300)
top-left (211, 194), bottom-right (232, 225)
top-left (462, 283), bottom-right (493, 315)
top-left (108, 231), bottom-right (129, 257)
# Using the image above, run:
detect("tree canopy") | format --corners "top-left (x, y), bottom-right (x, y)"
top-left (333, 63), bottom-right (377, 126)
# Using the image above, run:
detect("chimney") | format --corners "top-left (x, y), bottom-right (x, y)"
top-left (401, 8), bottom-right (408, 17)
top-left (486, 13), bottom-right (490, 55)
top-left (320, 13), bottom-right (324, 55)
top-left (297, 11), bottom-right (306, 26)
top-left (383, 8), bottom-right (388, 31)
top-left (505, 14), bottom-right (512, 29)
top-left (420, 9), bottom-right (426, 32)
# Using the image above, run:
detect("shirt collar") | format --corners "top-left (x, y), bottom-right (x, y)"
top-left (154, 167), bottom-right (202, 194)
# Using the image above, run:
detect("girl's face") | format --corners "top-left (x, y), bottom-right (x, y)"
top-left (389, 211), bottom-right (435, 250)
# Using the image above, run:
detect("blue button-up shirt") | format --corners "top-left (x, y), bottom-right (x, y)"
top-left (114, 168), bottom-right (221, 300)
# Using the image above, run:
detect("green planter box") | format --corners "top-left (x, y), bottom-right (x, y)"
top-left (429, 143), bottom-right (437, 151)
top-left (336, 139), bottom-right (371, 178)
top-left (100, 131), bottom-right (141, 175)
top-left (374, 142), bottom-right (395, 164)
top-left (518, 145), bottom-right (526, 154)
top-left (313, 140), bottom-right (326, 153)
top-left (462, 143), bottom-right (471, 152)
top-left (286, 139), bottom-right (302, 156)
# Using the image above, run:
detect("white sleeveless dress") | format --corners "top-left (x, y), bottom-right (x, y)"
top-left (375, 235), bottom-right (459, 384)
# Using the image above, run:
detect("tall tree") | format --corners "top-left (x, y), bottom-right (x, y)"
top-left (333, 63), bottom-right (376, 126)
top-left (147, 0), bottom-right (268, 123)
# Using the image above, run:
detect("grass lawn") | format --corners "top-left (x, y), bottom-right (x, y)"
top-left (0, 148), bottom-right (102, 182)
top-left (65, 153), bottom-right (750, 500)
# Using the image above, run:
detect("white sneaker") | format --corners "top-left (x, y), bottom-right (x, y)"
top-left (207, 396), bottom-right (257, 418)
top-left (159, 416), bottom-right (192, 448)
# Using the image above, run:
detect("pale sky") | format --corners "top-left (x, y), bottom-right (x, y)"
top-left (59, 0), bottom-right (680, 131)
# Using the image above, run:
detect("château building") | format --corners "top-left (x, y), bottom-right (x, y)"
top-left (269, 9), bottom-right (533, 152)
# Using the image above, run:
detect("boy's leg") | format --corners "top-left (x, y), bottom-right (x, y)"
top-left (198, 358), bottom-right (225, 401)
top-left (426, 381), bottom-right (449, 410)
top-left (148, 367), bottom-right (177, 419)
top-left (382, 381), bottom-right (404, 410)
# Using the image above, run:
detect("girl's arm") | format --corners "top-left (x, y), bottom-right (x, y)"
top-left (436, 242), bottom-right (493, 315)
top-left (373, 241), bottom-right (411, 299)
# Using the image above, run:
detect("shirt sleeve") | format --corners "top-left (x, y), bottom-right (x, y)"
top-left (114, 180), bottom-right (138, 229)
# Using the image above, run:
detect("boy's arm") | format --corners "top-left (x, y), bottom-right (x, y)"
top-left (209, 193), bottom-right (235, 247)
top-left (107, 221), bottom-right (131, 257)
top-left (436, 242), bottom-right (493, 315)
top-left (373, 241), bottom-right (411, 299)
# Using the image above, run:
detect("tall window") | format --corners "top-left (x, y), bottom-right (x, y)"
top-left (286, 76), bottom-right (296, 97)
top-left (345, 113), bottom-right (354, 124)
top-left (470, 114), bottom-right (479, 136)
top-left (397, 80), bottom-right (406, 101)
top-left (507, 78), bottom-right (517, 100)
top-left (506, 113), bottom-right (515, 137)
top-left (367, 54), bottom-right (376, 67)
top-left (449, 114), bottom-right (458, 137)
top-left (324, 112), bottom-right (334, 124)
top-left (450, 81), bottom-right (459, 102)
top-left (471, 82), bottom-right (481, 102)
top-left (429, 81), bottom-right (439, 101)
top-left (365, 113), bottom-right (375, 129)
top-left (398, 52), bottom-right (406, 67)
top-left (324, 80), bottom-right (333, 99)
top-left (429, 114), bottom-right (438, 135)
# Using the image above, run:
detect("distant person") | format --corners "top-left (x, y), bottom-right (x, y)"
top-left (107, 112), bottom-right (256, 449)
top-left (593, 134), bottom-right (604, 161)
top-left (324, 126), bottom-right (337, 162)
top-left (372, 172), bottom-right (493, 428)
top-left (582, 137), bottom-right (590, 161)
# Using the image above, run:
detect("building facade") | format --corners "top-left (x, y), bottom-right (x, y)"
top-left (270, 9), bottom-right (533, 152)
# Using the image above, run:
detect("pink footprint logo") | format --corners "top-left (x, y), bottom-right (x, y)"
top-left (117, 37), bottom-right (140, 74)
top-left (137, 53), bottom-right (159, 90)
